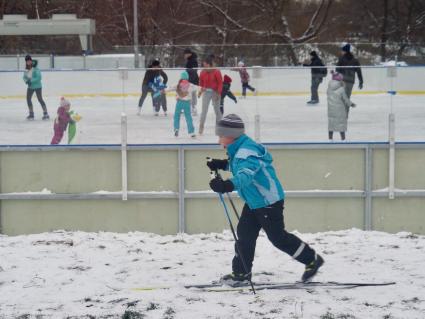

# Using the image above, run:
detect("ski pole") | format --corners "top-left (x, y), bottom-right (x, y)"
top-left (209, 170), bottom-right (256, 294)
top-left (226, 193), bottom-right (240, 221)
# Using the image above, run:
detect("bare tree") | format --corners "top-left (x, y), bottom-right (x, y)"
top-left (178, 0), bottom-right (334, 64)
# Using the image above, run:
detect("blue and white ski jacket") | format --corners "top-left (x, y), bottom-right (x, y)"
top-left (226, 134), bottom-right (285, 209)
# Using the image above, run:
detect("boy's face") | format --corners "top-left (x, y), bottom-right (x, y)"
top-left (26, 60), bottom-right (32, 67)
top-left (219, 136), bottom-right (235, 148)
top-left (64, 105), bottom-right (71, 111)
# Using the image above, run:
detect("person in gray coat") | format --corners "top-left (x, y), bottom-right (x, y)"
top-left (327, 71), bottom-right (352, 141)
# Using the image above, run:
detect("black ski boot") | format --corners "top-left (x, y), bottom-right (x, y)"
top-left (42, 113), bottom-right (50, 120)
top-left (26, 112), bottom-right (34, 120)
top-left (302, 254), bottom-right (324, 282)
top-left (220, 272), bottom-right (252, 286)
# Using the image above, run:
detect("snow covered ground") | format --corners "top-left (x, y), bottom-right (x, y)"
top-left (0, 93), bottom-right (424, 145)
top-left (0, 229), bottom-right (424, 318)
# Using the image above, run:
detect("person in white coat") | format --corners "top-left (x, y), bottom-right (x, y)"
top-left (327, 71), bottom-right (352, 141)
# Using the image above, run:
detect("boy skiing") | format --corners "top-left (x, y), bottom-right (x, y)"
top-left (207, 114), bottom-right (324, 283)
top-left (220, 75), bottom-right (237, 114)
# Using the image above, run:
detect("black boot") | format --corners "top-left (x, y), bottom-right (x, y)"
top-left (221, 272), bottom-right (251, 283)
top-left (42, 112), bottom-right (50, 120)
top-left (301, 254), bottom-right (324, 282)
top-left (26, 112), bottom-right (34, 120)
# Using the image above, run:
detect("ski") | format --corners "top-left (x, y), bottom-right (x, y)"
top-left (129, 281), bottom-right (395, 292)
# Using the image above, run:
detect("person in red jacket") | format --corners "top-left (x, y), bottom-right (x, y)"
top-left (220, 74), bottom-right (237, 114)
top-left (198, 55), bottom-right (223, 135)
top-left (51, 97), bottom-right (73, 145)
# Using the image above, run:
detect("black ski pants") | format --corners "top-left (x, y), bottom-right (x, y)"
top-left (232, 200), bottom-right (316, 275)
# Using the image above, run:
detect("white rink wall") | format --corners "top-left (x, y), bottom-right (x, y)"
top-left (1, 66), bottom-right (425, 98)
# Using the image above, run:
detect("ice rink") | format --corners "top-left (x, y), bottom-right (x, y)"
top-left (0, 93), bottom-right (424, 145)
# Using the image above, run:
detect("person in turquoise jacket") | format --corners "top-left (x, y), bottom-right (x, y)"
top-left (23, 55), bottom-right (49, 120)
top-left (207, 114), bottom-right (324, 283)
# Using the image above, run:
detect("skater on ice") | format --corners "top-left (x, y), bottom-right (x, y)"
top-left (303, 51), bottom-right (327, 105)
top-left (138, 59), bottom-right (168, 115)
top-left (183, 48), bottom-right (199, 116)
top-left (168, 71), bottom-right (197, 138)
top-left (327, 71), bottom-right (352, 141)
top-left (198, 55), bottom-right (223, 135)
top-left (207, 113), bottom-right (324, 283)
top-left (50, 97), bottom-right (74, 145)
top-left (149, 74), bottom-right (168, 116)
top-left (23, 54), bottom-right (49, 120)
top-left (336, 43), bottom-right (364, 108)
top-left (232, 61), bottom-right (256, 98)
top-left (220, 74), bottom-right (237, 114)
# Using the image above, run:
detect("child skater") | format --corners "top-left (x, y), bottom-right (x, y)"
top-left (149, 75), bottom-right (168, 116)
top-left (170, 71), bottom-right (197, 138)
top-left (233, 61), bottom-right (256, 98)
top-left (220, 75), bottom-right (237, 114)
top-left (51, 97), bottom-right (73, 145)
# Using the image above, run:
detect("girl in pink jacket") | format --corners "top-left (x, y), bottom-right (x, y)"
top-left (50, 97), bottom-right (73, 145)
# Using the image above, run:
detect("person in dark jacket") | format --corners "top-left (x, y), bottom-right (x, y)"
top-left (184, 48), bottom-right (199, 116)
top-left (220, 74), bottom-right (237, 114)
top-left (207, 114), bottom-right (324, 283)
top-left (137, 59), bottom-right (168, 115)
top-left (303, 51), bottom-right (327, 104)
top-left (22, 55), bottom-right (49, 120)
top-left (336, 43), bottom-right (363, 102)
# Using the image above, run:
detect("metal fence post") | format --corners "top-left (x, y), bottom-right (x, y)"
top-left (121, 113), bottom-right (128, 201)
top-left (364, 145), bottom-right (373, 230)
top-left (178, 147), bottom-right (185, 233)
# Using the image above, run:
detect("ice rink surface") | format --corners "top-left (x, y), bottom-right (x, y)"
top-left (1, 93), bottom-right (424, 145)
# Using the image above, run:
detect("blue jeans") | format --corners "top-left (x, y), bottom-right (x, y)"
top-left (174, 100), bottom-right (194, 134)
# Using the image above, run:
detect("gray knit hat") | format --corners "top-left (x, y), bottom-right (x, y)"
top-left (215, 114), bottom-right (245, 138)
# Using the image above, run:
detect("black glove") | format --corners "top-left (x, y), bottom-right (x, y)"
top-left (358, 82), bottom-right (363, 90)
top-left (209, 177), bottom-right (234, 193)
top-left (206, 158), bottom-right (228, 171)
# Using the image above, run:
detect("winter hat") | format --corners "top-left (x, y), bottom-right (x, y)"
top-left (60, 96), bottom-right (71, 107)
top-left (204, 55), bottom-right (214, 66)
top-left (183, 48), bottom-right (192, 54)
top-left (331, 70), bottom-right (343, 81)
top-left (25, 54), bottom-right (32, 61)
top-left (341, 43), bottom-right (351, 53)
top-left (215, 114), bottom-right (245, 138)
top-left (310, 51), bottom-right (318, 57)
top-left (223, 74), bottom-right (232, 84)
top-left (180, 71), bottom-right (189, 80)
top-left (151, 59), bottom-right (160, 67)
top-left (238, 61), bottom-right (245, 67)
